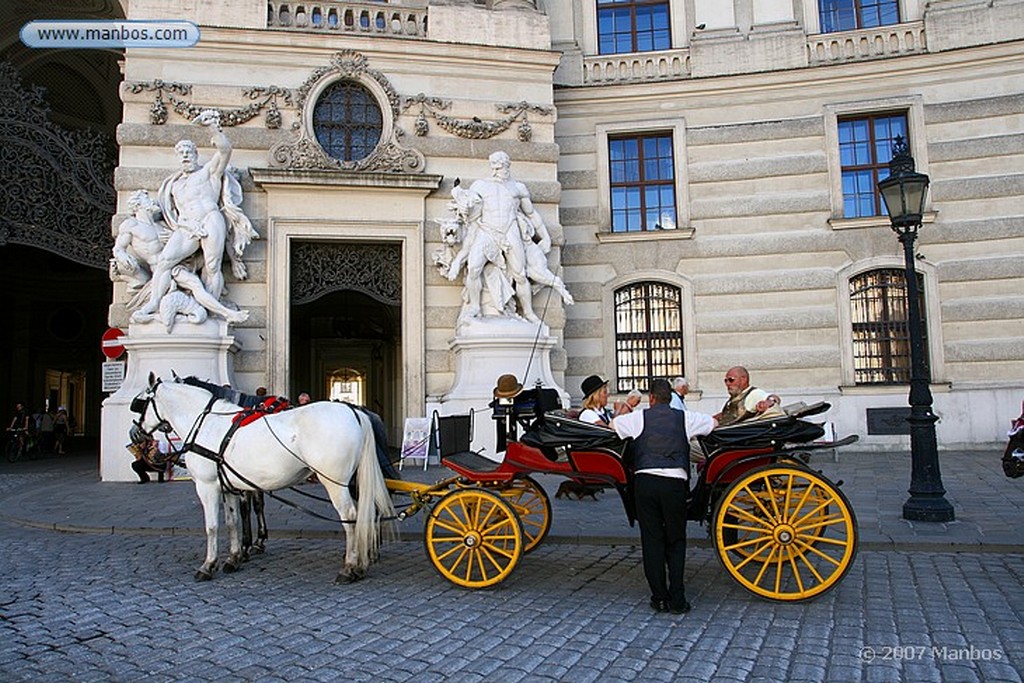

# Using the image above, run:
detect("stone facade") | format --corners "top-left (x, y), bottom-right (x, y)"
top-left (111, 0), bottom-right (1024, 449)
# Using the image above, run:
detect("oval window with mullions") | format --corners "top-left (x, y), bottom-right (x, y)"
top-left (312, 80), bottom-right (382, 162)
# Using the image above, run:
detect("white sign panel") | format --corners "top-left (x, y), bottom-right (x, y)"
top-left (102, 361), bottom-right (126, 393)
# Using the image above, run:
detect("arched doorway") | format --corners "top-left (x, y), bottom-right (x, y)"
top-left (1, 5), bottom-right (123, 444)
top-left (289, 241), bottom-right (402, 439)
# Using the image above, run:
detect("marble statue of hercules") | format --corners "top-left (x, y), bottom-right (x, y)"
top-left (132, 110), bottom-right (233, 322)
top-left (463, 151), bottom-right (545, 323)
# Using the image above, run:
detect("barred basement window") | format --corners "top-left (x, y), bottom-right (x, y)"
top-left (850, 268), bottom-right (928, 384)
top-left (614, 282), bottom-right (683, 393)
top-left (312, 80), bottom-right (382, 162)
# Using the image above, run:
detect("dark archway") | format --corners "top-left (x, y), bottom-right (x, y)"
top-left (0, 2), bottom-right (123, 442)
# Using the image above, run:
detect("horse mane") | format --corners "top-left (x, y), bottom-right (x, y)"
top-left (180, 376), bottom-right (262, 408)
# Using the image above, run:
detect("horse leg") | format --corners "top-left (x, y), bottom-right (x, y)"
top-left (195, 482), bottom-right (222, 581)
top-left (253, 490), bottom-right (267, 553)
top-left (240, 492), bottom-right (254, 560)
top-left (321, 481), bottom-right (364, 584)
top-left (222, 493), bottom-right (246, 574)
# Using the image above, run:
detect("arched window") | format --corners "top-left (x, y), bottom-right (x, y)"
top-left (613, 281), bottom-right (683, 392)
top-left (850, 268), bottom-right (928, 384)
top-left (312, 80), bottom-right (382, 162)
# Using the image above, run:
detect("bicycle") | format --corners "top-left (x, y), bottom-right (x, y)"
top-left (5, 428), bottom-right (30, 462)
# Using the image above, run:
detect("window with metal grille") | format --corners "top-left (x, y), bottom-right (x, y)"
top-left (838, 112), bottom-right (908, 218)
top-left (312, 80), bottom-right (382, 162)
top-left (818, 0), bottom-right (899, 33)
top-left (614, 282), bottom-right (684, 392)
top-left (850, 268), bottom-right (928, 384)
top-left (597, 0), bottom-right (671, 55)
top-left (609, 133), bottom-right (676, 233)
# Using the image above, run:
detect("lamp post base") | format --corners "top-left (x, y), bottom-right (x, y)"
top-left (903, 496), bottom-right (955, 523)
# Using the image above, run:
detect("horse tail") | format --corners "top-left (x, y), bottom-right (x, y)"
top-left (352, 410), bottom-right (396, 566)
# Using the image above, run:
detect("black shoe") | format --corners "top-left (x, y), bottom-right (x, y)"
top-left (650, 598), bottom-right (669, 613)
top-left (669, 601), bottom-right (692, 615)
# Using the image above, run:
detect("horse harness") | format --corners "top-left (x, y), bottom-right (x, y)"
top-left (131, 384), bottom-right (376, 523)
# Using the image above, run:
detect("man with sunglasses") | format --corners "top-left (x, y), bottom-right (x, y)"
top-left (715, 366), bottom-right (781, 426)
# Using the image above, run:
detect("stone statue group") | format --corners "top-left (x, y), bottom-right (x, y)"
top-left (434, 151), bottom-right (573, 324)
top-left (112, 113), bottom-right (569, 333)
top-left (110, 110), bottom-right (259, 331)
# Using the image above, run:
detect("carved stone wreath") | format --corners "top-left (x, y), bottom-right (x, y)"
top-left (291, 241), bottom-right (402, 306)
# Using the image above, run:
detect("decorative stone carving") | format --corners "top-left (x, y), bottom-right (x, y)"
top-left (0, 60), bottom-right (115, 268)
top-left (120, 110), bottom-right (257, 330)
top-left (126, 80), bottom-right (294, 129)
top-left (270, 50), bottom-right (425, 173)
top-left (291, 242), bottom-right (402, 306)
top-left (402, 94), bottom-right (552, 141)
top-left (436, 151), bottom-right (572, 327)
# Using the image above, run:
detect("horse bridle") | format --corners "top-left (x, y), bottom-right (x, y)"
top-left (129, 381), bottom-right (173, 445)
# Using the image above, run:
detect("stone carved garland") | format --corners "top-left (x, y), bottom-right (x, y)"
top-left (126, 80), bottom-right (295, 130)
top-left (401, 95), bottom-right (553, 142)
top-left (127, 51), bottom-right (553, 173)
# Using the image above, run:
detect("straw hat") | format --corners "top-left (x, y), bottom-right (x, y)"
top-left (493, 374), bottom-right (524, 399)
top-left (580, 374), bottom-right (608, 400)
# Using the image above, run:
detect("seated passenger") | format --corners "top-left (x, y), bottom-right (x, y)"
top-left (713, 366), bottom-right (782, 427)
top-left (578, 375), bottom-right (615, 427)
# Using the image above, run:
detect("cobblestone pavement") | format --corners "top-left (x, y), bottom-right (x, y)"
top-left (2, 522), bottom-right (1023, 682)
top-left (2, 454), bottom-right (1023, 681)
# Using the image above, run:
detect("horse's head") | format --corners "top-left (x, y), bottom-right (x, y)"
top-left (128, 371), bottom-right (173, 444)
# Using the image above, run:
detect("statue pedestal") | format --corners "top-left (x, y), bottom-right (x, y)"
top-left (99, 319), bottom-right (240, 482)
top-left (439, 317), bottom-right (567, 461)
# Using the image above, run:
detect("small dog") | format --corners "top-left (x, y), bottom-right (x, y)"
top-left (555, 480), bottom-right (603, 501)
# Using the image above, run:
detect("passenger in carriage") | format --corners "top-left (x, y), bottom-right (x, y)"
top-left (714, 366), bottom-right (782, 427)
top-left (578, 375), bottom-right (616, 427)
top-left (609, 379), bottom-right (717, 615)
top-left (670, 377), bottom-right (689, 411)
top-left (614, 389), bottom-right (643, 415)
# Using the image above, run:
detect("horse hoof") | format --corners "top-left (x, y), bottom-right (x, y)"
top-left (194, 569), bottom-right (214, 582)
top-left (252, 542), bottom-right (266, 555)
top-left (223, 561), bottom-right (239, 574)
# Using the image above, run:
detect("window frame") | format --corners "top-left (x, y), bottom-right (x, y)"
top-left (837, 258), bottom-right (944, 387)
top-left (848, 267), bottom-right (927, 384)
top-left (837, 111), bottom-right (909, 219)
top-left (608, 132), bottom-right (677, 233)
top-left (312, 79), bottom-right (384, 163)
top-left (596, 0), bottom-right (673, 56)
top-left (824, 97), bottom-right (929, 230)
top-left (817, 0), bottom-right (901, 34)
top-left (596, 120), bottom-right (692, 240)
top-left (601, 271), bottom-right (698, 396)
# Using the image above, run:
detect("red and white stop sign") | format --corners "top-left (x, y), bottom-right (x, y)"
top-left (101, 327), bottom-right (126, 359)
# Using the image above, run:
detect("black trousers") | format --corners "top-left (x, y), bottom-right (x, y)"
top-left (131, 459), bottom-right (165, 483)
top-left (634, 473), bottom-right (690, 608)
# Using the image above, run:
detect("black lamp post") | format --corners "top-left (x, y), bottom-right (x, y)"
top-left (877, 136), bottom-right (955, 522)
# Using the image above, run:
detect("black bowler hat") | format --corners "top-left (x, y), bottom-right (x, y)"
top-left (580, 375), bottom-right (608, 400)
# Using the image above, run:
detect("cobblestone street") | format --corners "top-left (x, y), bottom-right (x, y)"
top-left (2, 520), bottom-right (1023, 682)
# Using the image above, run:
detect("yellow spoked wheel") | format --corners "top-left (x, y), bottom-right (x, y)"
top-left (720, 473), bottom-right (832, 559)
top-left (713, 465), bottom-right (857, 602)
top-left (425, 488), bottom-right (523, 589)
top-left (497, 476), bottom-right (552, 554)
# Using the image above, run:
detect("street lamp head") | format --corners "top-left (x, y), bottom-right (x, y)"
top-left (878, 136), bottom-right (930, 235)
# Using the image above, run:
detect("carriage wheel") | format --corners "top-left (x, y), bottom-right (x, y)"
top-left (498, 476), bottom-right (552, 554)
top-left (424, 488), bottom-right (523, 589)
top-left (713, 465), bottom-right (857, 602)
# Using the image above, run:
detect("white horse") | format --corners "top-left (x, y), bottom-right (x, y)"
top-left (129, 373), bottom-right (394, 583)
